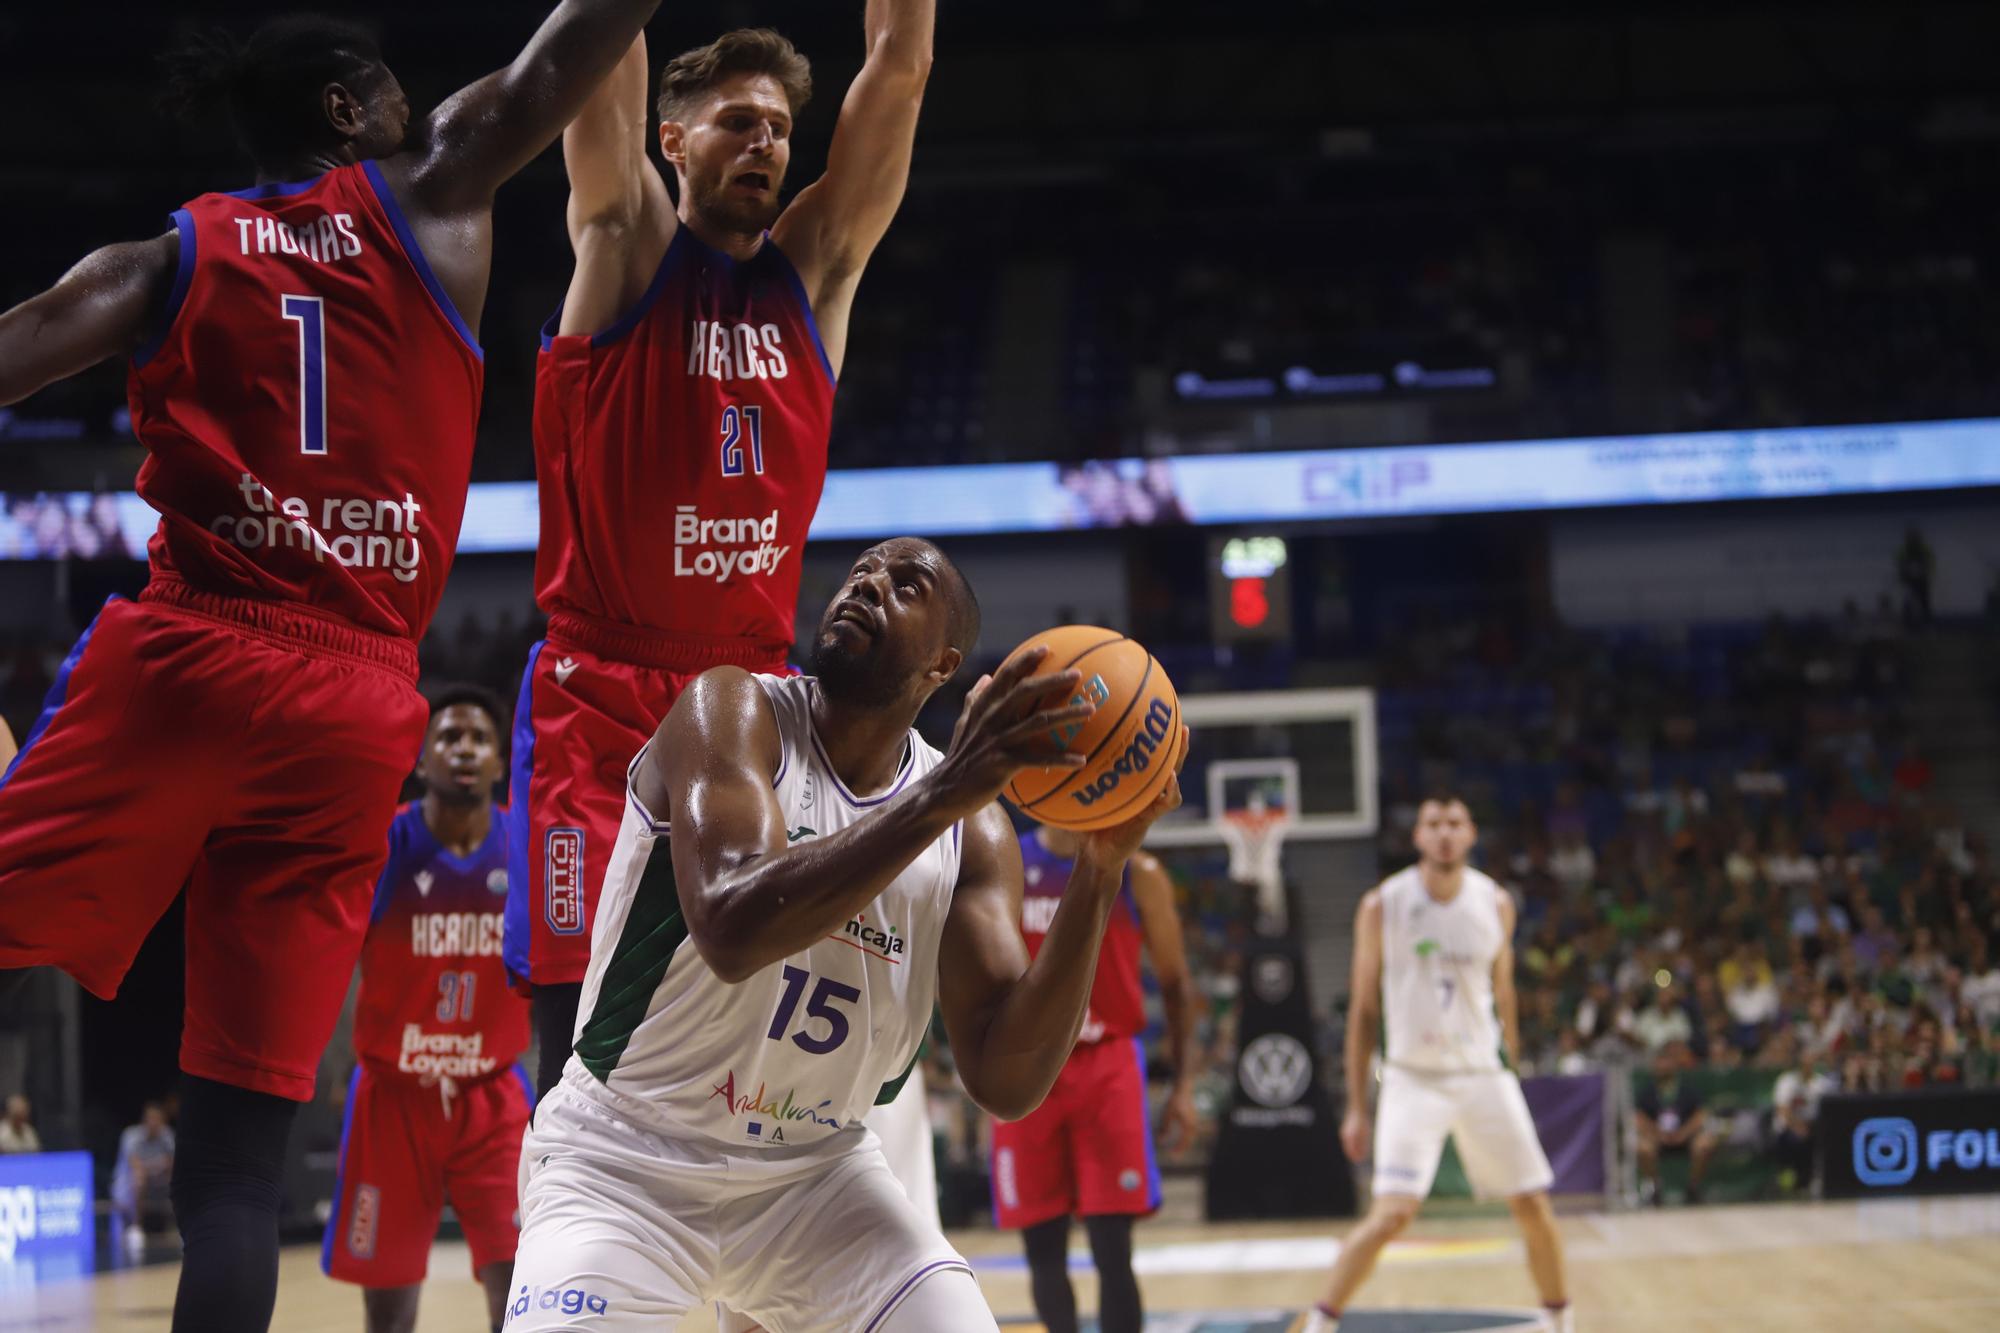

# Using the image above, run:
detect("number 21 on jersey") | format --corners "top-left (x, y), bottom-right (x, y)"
top-left (720, 404), bottom-right (764, 477)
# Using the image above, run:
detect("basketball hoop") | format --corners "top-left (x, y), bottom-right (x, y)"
top-left (1221, 802), bottom-right (1291, 930)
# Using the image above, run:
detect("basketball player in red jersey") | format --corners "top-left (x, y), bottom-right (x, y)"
top-left (507, 0), bottom-right (937, 1097)
top-left (989, 822), bottom-right (1202, 1333)
top-left (322, 687), bottom-right (530, 1333)
top-left (0, 8), bottom-right (659, 1328)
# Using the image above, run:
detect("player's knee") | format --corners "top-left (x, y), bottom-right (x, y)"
top-left (1507, 1190), bottom-right (1553, 1226)
top-left (361, 1285), bottom-right (422, 1333)
top-left (1366, 1196), bottom-right (1419, 1240)
top-left (1083, 1213), bottom-right (1135, 1270)
top-left (170, 1078), bottom-right (294, 1215)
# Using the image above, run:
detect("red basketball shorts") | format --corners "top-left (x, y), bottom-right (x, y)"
top-left (322, 1063), bottom-right (534, 1286)
top-left (504, 615), bottom-right (790, 988)
top-left (989, 1036), bottom-right (1163, 1230)
top-left (0, 585), bottom-right (426, 1101)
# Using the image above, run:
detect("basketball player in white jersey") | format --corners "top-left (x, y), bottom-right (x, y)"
top-left (1302, 795), bottom-right (1571, 1333)
top-left (507, 536), bottom-right (1184, 1331)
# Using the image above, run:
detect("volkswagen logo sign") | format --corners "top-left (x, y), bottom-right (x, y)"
top-left (1238, 1034), bottom-right (1313, 1108)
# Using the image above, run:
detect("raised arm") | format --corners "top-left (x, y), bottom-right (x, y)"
top-left (1493, 887), bottom-right (1521, 1067)
top-left (401, 0), bottom-right (663, 213)
top-left (1130, 850), bottom-right (1202, 1151)
top-left (771, 0), bottom-right (934, 369)
top-left (651, 652), bottom-right (1090, 983)
top-left (558, 32), bottom-right (676, 336)
top-left (1339, 890), bottom-right (1385, 1163)
top-left (938, 775), bottom-right (1182, 1121)
top-left (0, 235), bottom-right (177, 407)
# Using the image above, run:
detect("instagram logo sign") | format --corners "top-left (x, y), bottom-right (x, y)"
top-left (1852, 1117), bottom-right (1920, 1187)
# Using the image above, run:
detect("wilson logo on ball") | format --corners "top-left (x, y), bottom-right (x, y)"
top-left (1071, 696), bottom-right (1176, 808)
top-left (999, 625), bottom-right (1183, 832)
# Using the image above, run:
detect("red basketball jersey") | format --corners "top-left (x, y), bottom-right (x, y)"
top-left (127, 162), bottom-right (484, 641)
top-left (1018, 832), bottom-right (1148, 1044)
top-left (532, 227), bottom-right (835, 655)
top-left (354, 804), bottom-right (529, 1084)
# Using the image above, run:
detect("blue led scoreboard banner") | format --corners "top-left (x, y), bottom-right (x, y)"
top-left (0, 1151), bottom-right (94, 1282)
top-left (1819, 1089), bottom-right (2000, 1199)
top-left (3, 416), bottom-right (1998, 559)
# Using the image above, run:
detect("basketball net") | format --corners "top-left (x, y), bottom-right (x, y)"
top-left (1221, 803), bottom-right (1290, 932)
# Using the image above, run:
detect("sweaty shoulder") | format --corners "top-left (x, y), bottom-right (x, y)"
top-left (641, 667), bottom-right (783, 816)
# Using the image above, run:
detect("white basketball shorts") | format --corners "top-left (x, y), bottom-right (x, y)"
top-left (507, 1082), bottom-right (989, 1332)
top-left (714, 1067), bottom-right (942, 1333)
top-left (1371, 1064), bottom-right (1554, 1201)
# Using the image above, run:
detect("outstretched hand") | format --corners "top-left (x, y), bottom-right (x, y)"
top-left (935, 647), bottom-right (1093, 816)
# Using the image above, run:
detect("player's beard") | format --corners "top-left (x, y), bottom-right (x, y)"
top-left (809, 629), bottom-right (904, 710)
top-left (687, 172), bottom-right (782, 237)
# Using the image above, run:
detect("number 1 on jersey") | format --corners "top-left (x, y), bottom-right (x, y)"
top-left (720, 404), bottom-right (764, 477)
top-left (280, 295), bottom-right (328, 456)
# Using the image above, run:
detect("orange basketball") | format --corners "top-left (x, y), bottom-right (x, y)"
top-left (999, 626), bottom-right (1182, 831)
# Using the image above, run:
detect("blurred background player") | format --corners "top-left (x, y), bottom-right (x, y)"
top-left (322, 687), bottom-right (530, 1333)
top-left (506, 0), bottom-right (936, 1099)
top-left (0, 5), bottom-right (660, 1327)
top-left (1304, 796), bottom-right (1570, 1333)
top-left (991, 821), bottom-right (1201, 1333)
top-left (112, 1100), bottom-right (179, 1250)
top-left (508, 538), bottom-right (1183, 1330)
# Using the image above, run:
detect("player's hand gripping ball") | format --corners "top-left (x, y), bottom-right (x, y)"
top-left (997, 626), bottom-right (1183, 832)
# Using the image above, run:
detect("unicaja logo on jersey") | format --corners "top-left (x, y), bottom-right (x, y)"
top-left (1070, 697), bottom-right (1176, 810)
top-left (672, 506), bottom-right (791, 582)
top-left (839, 911), bottom-right (905, 963)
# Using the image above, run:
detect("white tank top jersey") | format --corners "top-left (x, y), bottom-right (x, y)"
top-left (1377, 864), bottom-right (1508, 1073)
top-left (560, 674), bottom-right (962, 1177)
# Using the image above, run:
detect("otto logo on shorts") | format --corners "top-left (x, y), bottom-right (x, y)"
top-left (994, 1148), bottom-right (1019, 1208)
top-left (507, 1285), bottom-right (610, 1322)
top-left (545, 828), bottom-right (585, 935)
top-left (346, 1183), bottom-right (380, 1260)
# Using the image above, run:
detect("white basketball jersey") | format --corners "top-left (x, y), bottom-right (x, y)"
top-left (562, 675), bottom-right (960, 1174)
top-left (1378, 865), bottom-right (1507, 1073)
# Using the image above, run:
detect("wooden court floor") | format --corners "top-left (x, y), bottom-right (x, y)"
top-left (13, 1194), bottom-right (2000, 1331)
